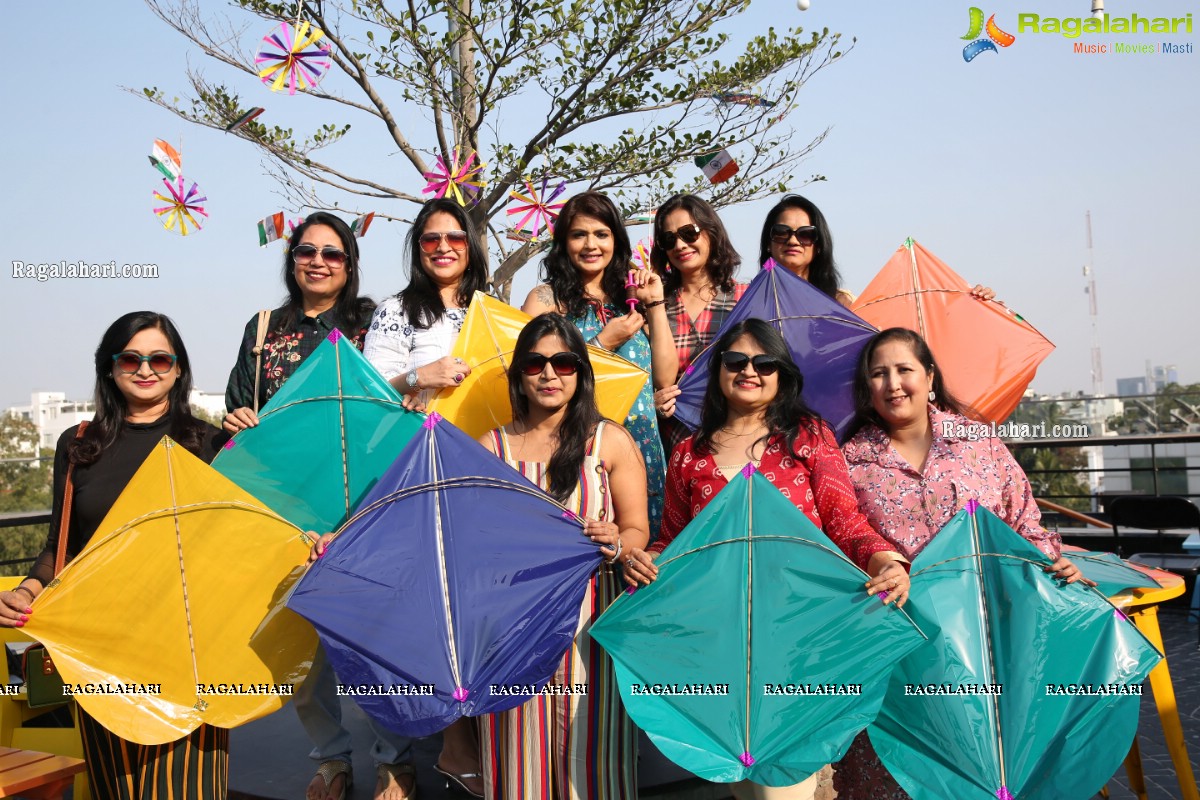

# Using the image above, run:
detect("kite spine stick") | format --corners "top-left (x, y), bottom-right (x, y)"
top-left (429, 431), bottom-right (464, 694)
top-left (969, 511), bottom-right (1008, 792)
top-left (165, 446), bottom-right (204, 695)
top-left (743, 478), bottom-right (755, 764)
top-left (907, 240), bottom-right (928, 341)
top-left (335, 342), bottom-right (352, 520)
top-left (483, 303), bottom-right (508, 429)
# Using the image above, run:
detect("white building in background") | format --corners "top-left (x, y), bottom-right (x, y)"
top-left (5, 389), bottom-right (226, 450)
top-left (5, 392), bottom-right (95, 449)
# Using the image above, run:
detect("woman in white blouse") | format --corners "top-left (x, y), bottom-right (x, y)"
top-left (362, 197), bottom-right (491, 797)
top-left (364, 198), bottom-right (490, 402)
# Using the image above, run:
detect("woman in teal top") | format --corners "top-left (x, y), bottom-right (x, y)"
top-left (522, 190), bottom-right (676, 538)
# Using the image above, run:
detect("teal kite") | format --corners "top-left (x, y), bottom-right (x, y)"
top-left (869, 502), bottom-right (1162, 800)
top-left (590, 467), bottom-right (926, 787)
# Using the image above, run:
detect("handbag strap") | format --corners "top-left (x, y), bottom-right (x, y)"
top-left (55, 421), bottom-right (88, 576)
top-left (251, 309), bottom-right (271, 414)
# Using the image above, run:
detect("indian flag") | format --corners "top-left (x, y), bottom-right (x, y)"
top-left (694, 149), bottom-right (738, 184)
top-left (350, 212), bottom-right (375, 238)
top-left (149, 139), bottom-right (182, 181)
top-left (258, 212), bottom-right (285, 247)
top-left (226, 107), bottom-right (265, 131)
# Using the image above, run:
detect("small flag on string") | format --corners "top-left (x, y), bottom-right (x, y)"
top-left (226, 107), bottom-right (265, 131)
top-left (626, 208), bottom-right (656, 225)
top-left (258, 212), bottom-right (285, 247)
top-left (350, 212), bottom-right (375, 238)
top-left (149, 139), bottom-right (182, 181)
top-left (694, 149), bottom-right (739, 184)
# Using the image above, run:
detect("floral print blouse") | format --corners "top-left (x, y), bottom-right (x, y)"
top-left (650, 423), bottom-right (900, 572)
top-left (841, 408), bottom-right (1061, 561)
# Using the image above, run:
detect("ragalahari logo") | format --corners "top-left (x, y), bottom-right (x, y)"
top-left (962, 7), bottom-right (1016, 61)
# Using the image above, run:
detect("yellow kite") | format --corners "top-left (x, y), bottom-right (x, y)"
top-left (24, 437), bottom-right (317, 745)
top-left (428, 292), bottom-right (648, 439)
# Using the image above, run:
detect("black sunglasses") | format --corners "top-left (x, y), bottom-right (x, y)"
top-left (769, 224), bottom-right (818, 246)
top-left (519, 352), bottom-right (584, 376)
top-left (112, 351), bottom-right (178, 374)
top-left (720, 351), bottom-right (782, 376)
top-left (292, 244), bottom-right (348, 267)
top-left (657, 223), bottom-right (704, 251)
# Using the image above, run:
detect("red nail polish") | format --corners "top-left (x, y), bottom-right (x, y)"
top-left (19, 615), bottom-right (28, 622)
top-left (15, 621), bottom-right (24, 628)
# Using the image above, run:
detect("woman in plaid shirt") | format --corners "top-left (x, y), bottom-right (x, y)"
top-left (649, 194), bottom-right (748, 456)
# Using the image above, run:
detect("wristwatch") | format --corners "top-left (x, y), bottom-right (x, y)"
top-left (405, 369), bottom-right (419, 390)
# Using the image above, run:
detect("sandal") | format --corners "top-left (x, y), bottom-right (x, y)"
top-left (434, 764), bottom-right (484, 798)
top-left (311, 760), bottom-right (353, 800)
top-left (375, 762), bottom-right (417, 800)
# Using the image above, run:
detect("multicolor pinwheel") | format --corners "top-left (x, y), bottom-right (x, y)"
top-left (423, 147), bottom-right (485, 207)
top-left (288, 413), bottom-right (603, 736)
top-left (152, 175), bottom-right (208, 236)
top-left (591, 467), bottom-right (926, 786)
top-left (255, 21), bottom-right (333, 95)
top-left (506, 176), bottom-right (566, 242)
top-left (24, 438), bottom-right (316, 745)
top-left (869, 503), bottom-right (1162, 800)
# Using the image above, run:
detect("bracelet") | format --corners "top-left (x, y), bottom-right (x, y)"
top-left (642, 299), bottom-right (666, 309)
top-left (14, 585), bottom-right (35, 600)
top-left (608, 535), bottom-right (623, 563)
top-left (587, 335), bottom-right (608, 351)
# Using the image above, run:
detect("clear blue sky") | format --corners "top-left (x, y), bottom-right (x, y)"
top-left (2, 1), bottom-right (1197, 409)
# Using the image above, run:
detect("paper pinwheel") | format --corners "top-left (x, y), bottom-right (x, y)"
top-left (869, 503), bottom-right (1162, 800)
top-left (423, 147), bottom-right (485, 207)
top-left (426, 292), bottom-right (648, 439)
top-left (152, 175), bottom-right (208, 236)
top-left (590, 467), bottom-right (926, 786)
top-left (506, 177), bottom-right (566, 242)
top-left (288, 413), bottom-right (602, 736)
top-left (213, 329), bottom-right (424, 533)
top-left (24, 438), bottom-right (317, 745)
top-left (674, 260), bottom-right (877, 441)
top-left (255, 21), bottom-right (332, 95)
top-left (851, 238), bottom-right (1055, 423)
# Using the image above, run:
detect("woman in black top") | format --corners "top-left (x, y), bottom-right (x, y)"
top-left (224, 211), bottom-right (376, 430)
top-left (0, 311), bottom-right (229, 800)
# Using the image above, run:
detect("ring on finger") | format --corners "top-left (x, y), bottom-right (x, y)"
top-left (453, 373), bottom-right (464, 384)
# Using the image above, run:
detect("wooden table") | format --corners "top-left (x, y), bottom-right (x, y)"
top-left (0, 746), bottom-right (85, 799)
top-left (1111, 566), bottom-right (1199, 800)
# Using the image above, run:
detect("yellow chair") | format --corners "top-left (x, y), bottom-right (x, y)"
top-left (0, 575), bottom-right (89, 800)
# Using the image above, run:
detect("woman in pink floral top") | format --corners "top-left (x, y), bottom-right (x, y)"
top-left (834, 327), bottom-right (1087, 800)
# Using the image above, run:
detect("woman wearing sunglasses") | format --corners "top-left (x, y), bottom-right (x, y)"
top-left (0, 312), bottom-right (230, 799)
top-left (477, 313), bottom-right (647, 799)
top-left (760, 195), bottom-right (996, 309)
top-left (364, 198), bottom-right (489, 404)
top-left (833, 327), bottom-right (1085, 800)
top-left (522, 191), bottom-right (676, 538)
top-left (623, 319), bottom-right (911, 800)
top-left (648, 193), bottom-right (748, 455)
top-left (224, 212), bottom-right (377, 432)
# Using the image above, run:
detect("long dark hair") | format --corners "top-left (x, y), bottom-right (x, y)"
top-left (846, 327), bottom-right (970, 439)
top-left (400, 198), bottom-right (490, 327)
top-left (694, 318), bottom-right (821, 459)
top-left (72, 311), bottom-right (208, 465)
top-left (758, 194), bottom-right (843, 300)
top-left (650, 193), bottom-right (740, 294)
top-left (541, 192), bottom-right (632, 318)
top-left (507, 314), bottom-right (603, 503)
top-left (279, 212), bottom-right (374, 333)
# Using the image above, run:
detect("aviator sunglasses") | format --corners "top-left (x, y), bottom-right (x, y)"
top-left (419, 230), bottom-right (470, 254)
top-left (112, 352), bottom-right (178, 374)
top-left (721, 351), bottom-right (782, 376)
top-left (657, 223), bottom-right (704, 251)
top-left (292, 244), bottom-right (348, 267)
top-left (769, 223), bottom-right (818, 246)
top-left (519, 352), bottom-right (585, 377)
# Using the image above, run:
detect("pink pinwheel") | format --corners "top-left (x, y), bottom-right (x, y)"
top-left (423, 147), bottom-right (486, 207)
top-left (152, 176), bottom-right (208, 236)
top-left (506, 177), bottom-right (567, 241)
top-left (256, 21), bottom-right (333, 95)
